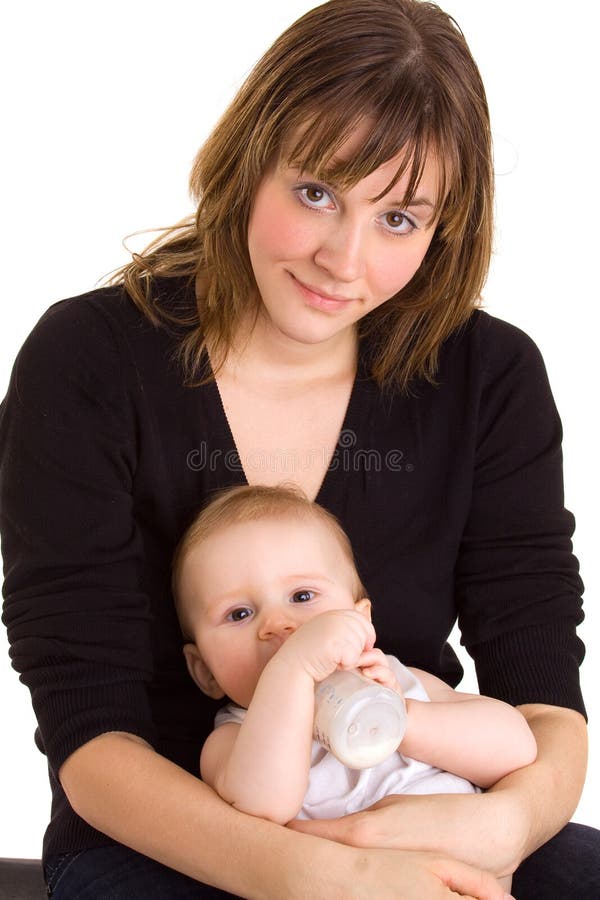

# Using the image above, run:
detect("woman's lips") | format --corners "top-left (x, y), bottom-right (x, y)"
top-left (290, 274), bottom-right (359, 311)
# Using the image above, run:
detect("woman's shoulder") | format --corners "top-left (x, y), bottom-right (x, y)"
top-left (15, 277), bottom-right (192, 371)
top-left (7, 278), bottom-right (193, 414)
top-left (24, 276), bottom-right (191, 343)
top-left (454, 308), bottom-right (543, 355)
top-left (360, 309), bottom-right (548, 397)
top-left (441, 308), bottom-right (550, 384)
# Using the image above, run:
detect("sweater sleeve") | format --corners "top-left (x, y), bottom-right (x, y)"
top-left (0, 295), bottom-right (158, 778)
top-left (454, 316), bottom-right (585, 716)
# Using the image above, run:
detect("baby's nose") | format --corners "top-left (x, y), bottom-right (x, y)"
top-left (258, 611), bottom-right (298, 642)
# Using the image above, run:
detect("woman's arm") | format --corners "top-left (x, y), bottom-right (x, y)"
top-left (59, 730), bottom-right (512, 900)
top-left (401, 668), bottom-right (537, 788)
top-left (201, 609), bottom-right (376, 824)
top-left (489, 703), bottom-right (587, 864)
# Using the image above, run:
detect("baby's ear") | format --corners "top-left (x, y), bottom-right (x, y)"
top-left (183, 643), bottom-right (225, 699)
top-left (354, 597), bottom-right (372, 620)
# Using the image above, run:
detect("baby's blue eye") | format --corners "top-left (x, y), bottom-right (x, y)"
top-left (228, 607), bottom-right (253, 622)
top-left (291, 590), bottom-right (314, 603)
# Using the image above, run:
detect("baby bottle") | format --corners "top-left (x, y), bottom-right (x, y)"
top-left (313, 669), bottom-right (407, 769)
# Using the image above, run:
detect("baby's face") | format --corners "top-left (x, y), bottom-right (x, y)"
top-left (178, 514), bottom-right (362, 707)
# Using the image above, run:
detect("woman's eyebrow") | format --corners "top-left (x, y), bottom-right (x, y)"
top-left (382, 195), bottom-right (439, 225)
top-left (385, 196), bottom-right (435, 210)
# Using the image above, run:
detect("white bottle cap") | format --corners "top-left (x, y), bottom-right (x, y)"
top-left (330, 686), bottom-right (406, 768)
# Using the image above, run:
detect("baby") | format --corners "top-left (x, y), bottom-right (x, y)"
top-left (173, 484), bottom-right (536, 889)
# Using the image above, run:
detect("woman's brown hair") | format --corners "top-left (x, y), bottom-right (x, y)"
top-left (112, 0), bottom-right (493, 392)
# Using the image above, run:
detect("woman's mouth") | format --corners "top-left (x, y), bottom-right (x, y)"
top-left (290, 274), bottom-right (359, 311)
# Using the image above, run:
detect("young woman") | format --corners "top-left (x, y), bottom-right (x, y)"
top-left (1, 1), bottom-right (596, 897)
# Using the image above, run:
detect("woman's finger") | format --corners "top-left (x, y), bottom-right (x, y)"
top-left (432, 855), bottom-right (512, 900)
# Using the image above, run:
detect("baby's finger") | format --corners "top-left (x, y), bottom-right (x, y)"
top-left (356, 615), bottom-right (377, 650)
top-left (360, 663), bottom-right (401, 690)
top-left (355, 647), bottom-right (387, 668)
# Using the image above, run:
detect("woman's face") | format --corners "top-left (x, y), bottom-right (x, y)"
top-left (247, 135), bottom-right (441, 352)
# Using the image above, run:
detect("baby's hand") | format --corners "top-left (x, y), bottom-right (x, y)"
top-left (357, 648), bottom-right (405, 698)
top-left (276, 610), bottom-right (376, 683)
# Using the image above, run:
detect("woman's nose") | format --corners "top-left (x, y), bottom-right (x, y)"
top-left (314, 220), bottom-right (366, 283)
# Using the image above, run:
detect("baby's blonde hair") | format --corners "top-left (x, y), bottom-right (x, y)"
top-left (172, 483), bottom-right (368, 638)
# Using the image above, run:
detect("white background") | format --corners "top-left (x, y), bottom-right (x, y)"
top-left (1, 0), bottom-right (598, 858)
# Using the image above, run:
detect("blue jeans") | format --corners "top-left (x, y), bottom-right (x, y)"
top-left (44, 844), bottom-right (236, 898)
top-left (44, 822), bottom-right (600, 899)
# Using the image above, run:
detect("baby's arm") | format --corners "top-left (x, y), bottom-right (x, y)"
top-left (401, 668), bottom-right (537, 788)
top-left (201, 609), bottom-right (375, 824)
top-left (200, 665), bottom-right (313, 824)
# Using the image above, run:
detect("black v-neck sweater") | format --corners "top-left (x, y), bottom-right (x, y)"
top-left (0, 279), bottom-right (585, 860)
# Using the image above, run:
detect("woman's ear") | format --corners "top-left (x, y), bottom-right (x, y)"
top-left (183, 643), bottom-right (225, 699)
top-left (354, 597), bottom-right (372, 620)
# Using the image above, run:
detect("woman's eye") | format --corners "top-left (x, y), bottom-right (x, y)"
top-left (228, 607), bottom-right (253, 622)
top-left (381, 211), bottom-right (416, 235)
top-left (291, 590), bottom-right (315, 603)
top-left (296, 184), bottom-right (334, 210)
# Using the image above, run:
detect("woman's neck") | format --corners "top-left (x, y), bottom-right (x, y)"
top-left (220, 311), bottom-right (358, 389)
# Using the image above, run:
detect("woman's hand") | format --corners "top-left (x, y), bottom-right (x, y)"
top-left (289, 789), bottom-right (526, 879)
top-left (333, 848), bottom-right (513, 900)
